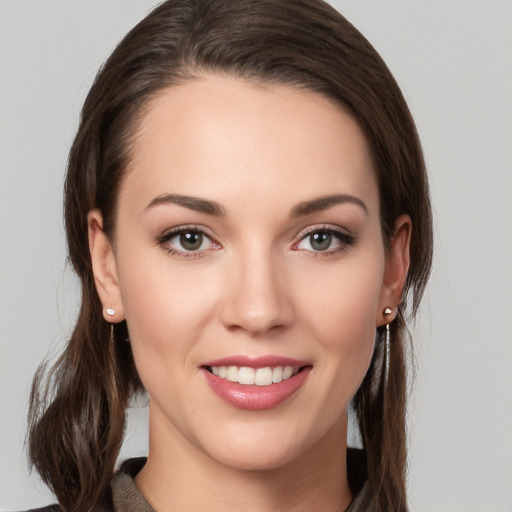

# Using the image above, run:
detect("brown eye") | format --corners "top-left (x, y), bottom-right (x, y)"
top-left (180, 231), bottom-right (203, 251)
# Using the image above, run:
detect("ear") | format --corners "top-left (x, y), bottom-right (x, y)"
top-left (88, 209), bottom-right (125, 322)
top-left (377, 214), bottom-right (412, 326)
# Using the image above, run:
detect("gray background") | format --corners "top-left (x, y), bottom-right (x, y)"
top-left (1, 1), bottom-right (511, 510)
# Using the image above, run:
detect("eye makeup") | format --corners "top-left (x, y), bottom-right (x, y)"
top-left (157, 225), bottom-right (221, 259)
top-left (292, 224), bottom-right (356, 258)
top-left (156, 222), bottom-right (356, 261)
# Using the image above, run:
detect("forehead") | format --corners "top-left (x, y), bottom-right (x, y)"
top-left (121, 74), bottom-right (378, 217)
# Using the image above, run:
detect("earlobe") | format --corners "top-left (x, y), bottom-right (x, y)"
top-left (87, 209), bottom-right (125, 322)
top-left (377, 214), bottom-right (411, 326)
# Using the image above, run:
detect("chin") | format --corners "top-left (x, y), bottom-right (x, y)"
top-left (199, 426), bottom-right (312, 473)
top-left (211, 447), bottom-right (298, 473)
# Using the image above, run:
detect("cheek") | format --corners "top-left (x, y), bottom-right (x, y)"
top-left (116, 262), bottom-right (215, 426)
top-left (298, 255), bottom-right (384, 392)
top-left (299, 255), bottom-right (384, 339)
top-left (115, 247), bottom-right (219, 378)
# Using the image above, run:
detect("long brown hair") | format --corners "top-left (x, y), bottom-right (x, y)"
top-left (28, 1), bottom-right (433, 510)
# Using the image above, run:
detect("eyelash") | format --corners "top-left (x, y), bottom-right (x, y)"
top-left (157, 226), bottom-right (219, 259)
top-left (157, 224), bottom-right (356, 259)
top-left (292, 225), bottom-right (356, 257)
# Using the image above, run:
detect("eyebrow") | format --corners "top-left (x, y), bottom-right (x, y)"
top-left (144, 193), bottom-right (225, 215)
top-left (144, 192), bottom-right (366, 217)
top-left (291, 194), bottom-right (368, 216)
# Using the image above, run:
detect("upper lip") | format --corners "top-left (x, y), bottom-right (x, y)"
top-left (201, 355), bottom-right (310, 370)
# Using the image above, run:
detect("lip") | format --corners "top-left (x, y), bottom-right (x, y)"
top-left (200, 355), bottom-right (312, 410)
top-left (202, 355), bottom-right (309, 369)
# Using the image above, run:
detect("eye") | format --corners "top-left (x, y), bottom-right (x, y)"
top-left (174, 231), bottom-right (207, 251)
top-left (294, 227), bottom-right (355, 254)
top-left (303, 231), bottom-right (334, 251)
top-left (158, 227), bottom-right (220, 257)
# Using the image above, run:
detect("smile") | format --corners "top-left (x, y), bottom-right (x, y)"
top-left (206, 365), bottom-right (299, 386)
top-left (201, 356), bottom-right (311, 410)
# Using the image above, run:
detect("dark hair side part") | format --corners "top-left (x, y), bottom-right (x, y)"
top-left (28, 1), bottom-right (433, 511)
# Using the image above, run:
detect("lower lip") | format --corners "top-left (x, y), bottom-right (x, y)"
top-left (202, 367), bottom-right (311, 410)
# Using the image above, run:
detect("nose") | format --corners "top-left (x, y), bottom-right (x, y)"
top-left (220, 248), bottom-right (294, 336)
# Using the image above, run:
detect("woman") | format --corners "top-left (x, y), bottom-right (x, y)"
top-left (28, 0), bottom-right (433, 511)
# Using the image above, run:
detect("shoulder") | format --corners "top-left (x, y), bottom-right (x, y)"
top-left (111, 457), bottom-right (154, 511)
top-left (20, 459), bottom-right (147, 512)
top-left (23, 485), bottom-right (115, 512)
top-left (24, 507), bottom-right (61, 512)
top-left (24, 497), bottom-right (112, 512)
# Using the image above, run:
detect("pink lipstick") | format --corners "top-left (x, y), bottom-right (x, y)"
top-left (201, 355), bottom-right (311, 410)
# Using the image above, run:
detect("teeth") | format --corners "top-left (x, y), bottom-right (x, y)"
top-left (254, 367), bottom-right (272, 386)
top-left (239, 367), bottom-right (255, 385)
top-left (283, 366), bottom-right (294, 380)
top-left (226, 366), bottom-right (239, 383)
top-left (209, 365), bottom-right (298, 386)
top-left (272, 366), bottom-right (283, 383)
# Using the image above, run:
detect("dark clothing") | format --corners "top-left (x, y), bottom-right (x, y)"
top-left (28, 448), bottom-right (367, 511)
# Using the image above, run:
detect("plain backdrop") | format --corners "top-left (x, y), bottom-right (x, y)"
top-left (1, 1), bottom-right (511, 510)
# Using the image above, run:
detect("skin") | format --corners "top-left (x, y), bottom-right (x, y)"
top-left (89, 74), bottom-right (410, 512)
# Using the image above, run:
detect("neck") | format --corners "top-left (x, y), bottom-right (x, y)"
top-left (135, 407), bottom-right (352, 512)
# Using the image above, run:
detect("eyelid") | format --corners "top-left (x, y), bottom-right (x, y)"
top-left (157, 224), bottom-right (221, 258)
top-left (292, 224), bottom-right (356, 253)
top-left (295, 224), bottom-right (355, 241)
top-left (157, 224), bottom-right (215, 241)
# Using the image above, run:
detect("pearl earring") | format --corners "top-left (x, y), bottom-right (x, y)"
top-left (106, 308), bottom-right (116, 316)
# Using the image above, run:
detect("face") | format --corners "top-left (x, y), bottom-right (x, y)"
top-left (90, 74), bottom-right (408, 472)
